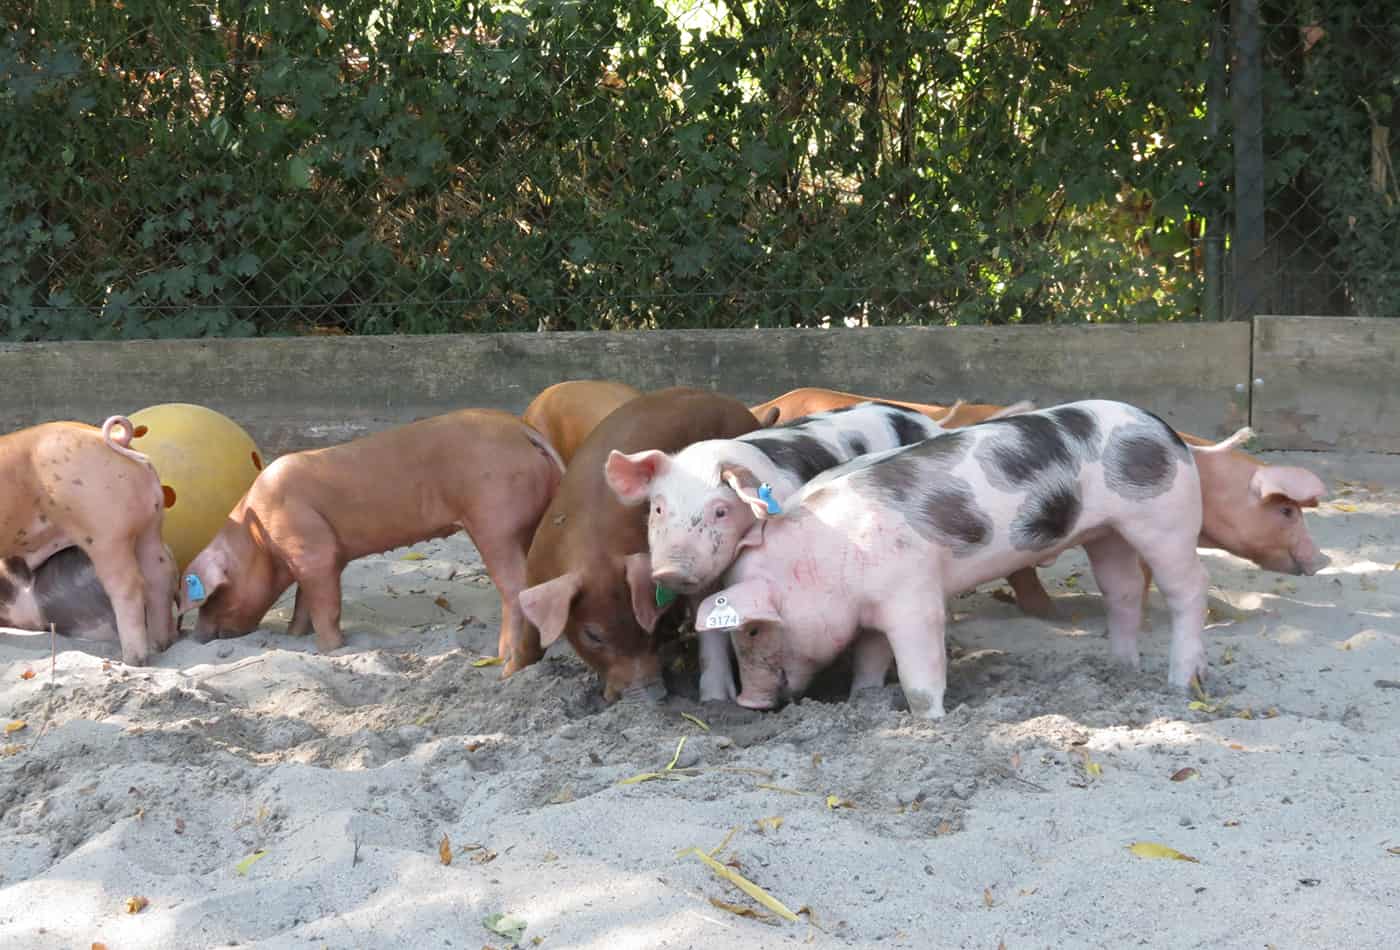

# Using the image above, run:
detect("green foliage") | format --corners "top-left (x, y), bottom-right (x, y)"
top-left (1258, 2), bottom-right (1400, 316)
top-left (0, 0), bottom-right (1390, 339)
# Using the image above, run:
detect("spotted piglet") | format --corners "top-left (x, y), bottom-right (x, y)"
top-left (696, 400), bottom-right (1249, 719)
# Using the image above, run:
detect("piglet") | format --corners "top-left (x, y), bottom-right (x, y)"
top-left (749, 386), bottom-right (1032, 429)
top-left (0, 544), bottom-right (177, 643)
top-left (178, 409), bottom-right (564, 660)
top-left (697, 400), bottom-right (1247, 718)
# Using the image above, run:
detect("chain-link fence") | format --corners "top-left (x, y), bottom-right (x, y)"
top-left (1237, 4), bottom-right (1399, 319)
top-left (0, 1), bottom-right (1395, 340)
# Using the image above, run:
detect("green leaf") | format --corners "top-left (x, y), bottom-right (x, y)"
top-left (287, 157), bottom-right (313, 190)
top-left (567, 236), bottom-right (593, 263)
top-left (483, 912), bottom-right (527, 946)
top-left (233, 253), bottom-right (260, 278)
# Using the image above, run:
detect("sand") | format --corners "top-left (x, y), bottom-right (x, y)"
top-left (1, 448), bottom-right (1397, 950)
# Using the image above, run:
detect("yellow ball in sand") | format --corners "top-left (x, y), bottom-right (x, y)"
top-left (127, 403), bottom-right (265, 573)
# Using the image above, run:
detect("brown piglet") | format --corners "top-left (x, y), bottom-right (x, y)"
top-left (177, 410), bottom-right (564, 660)
top-left (521, 380), bottom-right (643, 465)
top-left (515, 387), bottom-right (763, 701)
top-left (749, 387), bottom-right (1031, 429)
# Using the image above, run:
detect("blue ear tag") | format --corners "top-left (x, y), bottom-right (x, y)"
top-left (757, 483), bottom-right (782, 515)
top-left (184, 573), bottom-right (207, 603)
top-left (655, 584), bottom-right (677, 609)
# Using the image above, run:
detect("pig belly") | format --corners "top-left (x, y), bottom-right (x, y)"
top-left (774, 596), bottom-right (864, 668)
top-left (939, 525), bottom-right (1114, 597)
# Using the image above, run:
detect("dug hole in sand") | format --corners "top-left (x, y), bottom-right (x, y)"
top-left (1, 449), bottom-right (1398, 949)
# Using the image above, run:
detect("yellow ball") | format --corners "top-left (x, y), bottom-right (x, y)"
top-left (127, 403), bottom-right (265, 573)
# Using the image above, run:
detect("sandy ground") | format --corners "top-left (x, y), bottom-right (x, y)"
top-left (0, 448), bottom-right (1398, 950)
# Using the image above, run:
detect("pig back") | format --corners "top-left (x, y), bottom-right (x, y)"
top-left (521, 380), bottom-right (643, 465)
top-left (527, 387), bottom-right (762, 576)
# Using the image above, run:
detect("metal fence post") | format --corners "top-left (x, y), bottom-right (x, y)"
top-left (1230, 0), bottom-right (1267, 321)
top-left (1202, 3), bottom-right (1227, 322)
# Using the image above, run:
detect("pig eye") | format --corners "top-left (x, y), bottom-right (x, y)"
top-left (653, 505), bottom-right (662, 516)
top-left (714, 504), bottom-right (727, 520)
top-left (1281, 506), bottom-right (1295, 519)
top-left (583, 628), bottom-right (604, 647)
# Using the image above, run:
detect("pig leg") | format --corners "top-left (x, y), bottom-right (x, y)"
top-left (1115, 526), bottom-right (1209, 689)
top-left (849, 629), bottom-right (893, 696)
top-left (288, 587), bottom-right (312, 636)
top-left (468, 526), bottom-right (536, 674)
top-left (1007, 567), bottom-right (1058, 619)
top-left (699, 629), bottom-right (738, 703)
top-left (1083, 532), bottom-right (1148, 670)
top-left (277, 514), bottom-right (347, 652)
top-left (136, 522), bottom-right (177, 650)
top-left (87, 540), bottom-right (151, 666)
top-left (292, 569), bottom-right (345, 652)
top-left (880, 599), bottom-right (949, 720)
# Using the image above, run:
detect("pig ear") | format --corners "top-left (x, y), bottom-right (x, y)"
top-left (1251, 465), bottom-right (1327, 508)
top-left (605, 450), bottom-right (671, 506)
top-left (519, 572), bottom-right (582, 648)
top-left (696, 580), bottom-right (780, 633)
top-left (734, 520), bottom-right (766, 554)
top-left (624, 552), bottom-right (667, 633)
top-left (755, 406), bottom-right (780, 427)
top-left (986, 400), bottom-right (1036, 421)
top-left (934, 398), bottom-right (966, 428)
top-left (177, 549), bottom-right (226, 614)
top-left (720, 465), bottom-right (774, 520)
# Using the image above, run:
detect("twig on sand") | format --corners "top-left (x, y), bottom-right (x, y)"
top-left (181, 655), bottom-right (270, 684)
top-left (1008, 774), bottom-right (1049, 793)
top-left (28, 624), bottom-right (58, 751)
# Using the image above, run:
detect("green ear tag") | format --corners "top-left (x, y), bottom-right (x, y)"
top-left (655, 584), bottom-right (677, 608)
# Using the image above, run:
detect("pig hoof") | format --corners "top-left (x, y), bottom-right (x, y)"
top-left (1169, 664), bottom-right (1208, 691)
top-left (902, 687), bottom-right (945, 720)
top-left (698, 673), bottom-right (738, 705)
top-left (850, 685), bottom-right (901, 712)
top-left (1110, 649), bottom-right (1142, 671)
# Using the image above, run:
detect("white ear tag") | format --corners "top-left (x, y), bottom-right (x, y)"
top-left (704, 594), bottom-right (742, 630)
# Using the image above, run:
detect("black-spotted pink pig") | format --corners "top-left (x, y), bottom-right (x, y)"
top-left (695, 400), bottom-right (1251, 719)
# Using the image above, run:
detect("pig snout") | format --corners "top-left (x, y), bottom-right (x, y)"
top-left (1298, 549), bottom-right (1331, 576)
top-left (737, 667), bottom-right (789, 710)
top-left (651, 562), bottom-right (700, 594)
top-left (736, 689), bottom-right (777, 710)
top-left (602, 655), bottom-right (668, 704)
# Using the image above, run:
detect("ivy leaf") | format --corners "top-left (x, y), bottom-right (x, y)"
top-left (233, 253), bottom-right (261, 278)
top-left (287, 157), bottom-right (313, 190)
top-left (567, 236), bottom-right (593, 263)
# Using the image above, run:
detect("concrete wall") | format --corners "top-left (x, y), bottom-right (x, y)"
top-left (0, 324), bottom-right (1254, 456)
top-left (1251, 315), bottom-right (1400, 451)
top-left (15, 316), bottom-right (1396, 456)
